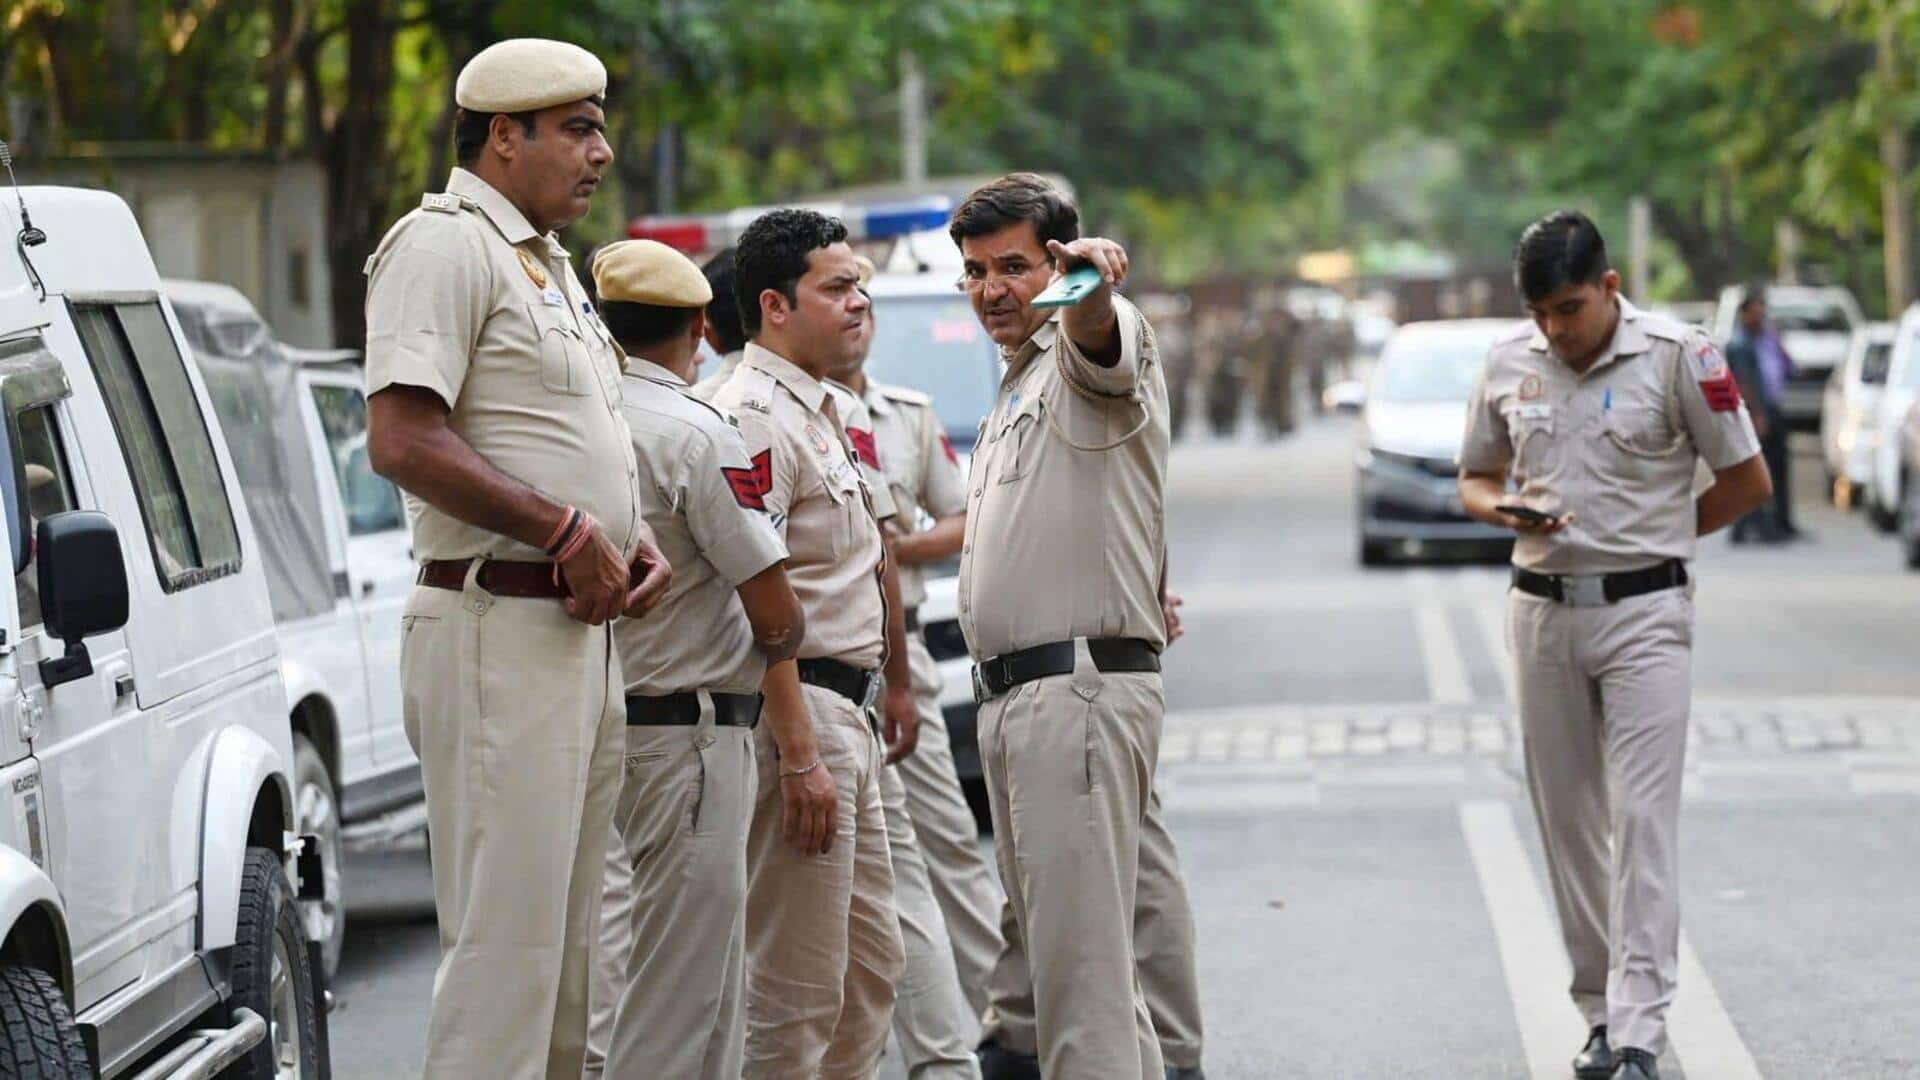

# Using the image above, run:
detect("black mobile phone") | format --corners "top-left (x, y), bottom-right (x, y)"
top-left (1495, 503), bottom-right (1556, 525)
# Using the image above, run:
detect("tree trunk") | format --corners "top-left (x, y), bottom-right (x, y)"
top-left (324, 1), bottom-right (398, 348)
top-left (1651, 196), bottom-right (1753, 297)
top-left (1878, 16), bottom-right (1913, 315)
top-left (263, 0), bottom-right (297, 151)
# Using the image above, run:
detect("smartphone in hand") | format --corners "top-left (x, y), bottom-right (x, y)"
top-left (1495, 503), bottom-right (1558, 526)
top-left (1032, 265), bottom-right (1105, 309)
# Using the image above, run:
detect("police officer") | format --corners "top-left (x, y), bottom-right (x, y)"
top-left (710, 208), bottom-right (919, 1076)
top-left (363, 38), bottom-right (671, 1079)
top-left (829, 276), bottom-right (996, 1078)
top-left (693, 246), bottom-right (746, 400)
top-left (1458, 211), bottom-right (1771, 1080)
top-left (579, 241), bottom-right (835, 1079)
top-left (949, 172), bottom-right (1177, 1079)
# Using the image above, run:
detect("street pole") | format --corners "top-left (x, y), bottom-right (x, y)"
top-left (1880, 14), bottom-right (1913, 315)
top-left (1776, 220), bottom-right (1802, 285)
top-left (899, 50), bottom-right (927, 186)
top-left (1628, 196), bottom-right (1652, 301)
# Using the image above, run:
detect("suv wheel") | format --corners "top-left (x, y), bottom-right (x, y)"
top-left (0, 965), bottom-right (90, 1077)
top-left (220, 848), bottom-right (322, 1079)
top-left (292, 735), bottom-right (345, 980)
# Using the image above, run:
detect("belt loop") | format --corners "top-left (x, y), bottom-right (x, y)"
top-left (694, 691), bottom-right (717, 747)
top-left (1069, 638), bottom-right (1100, 700)
top-left (461, 557), bottom-right (494, 616)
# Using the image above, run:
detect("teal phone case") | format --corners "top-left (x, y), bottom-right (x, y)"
top-left (1031, 265), bottom-right (1104, 308)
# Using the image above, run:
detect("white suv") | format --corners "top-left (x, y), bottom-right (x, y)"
top-left (0, 186), bottom-right (326, 1075)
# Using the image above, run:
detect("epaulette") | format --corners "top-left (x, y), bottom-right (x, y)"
top-left (876, 382), bottom-right (933, 407)
top-left (1637, 310), bottom-right (1693, 344)
top-left (670, 384), bottom-right (734, 425)
top-left (420, 192), bottom-right (473, 214)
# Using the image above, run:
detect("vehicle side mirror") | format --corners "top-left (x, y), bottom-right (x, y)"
top-left (37, 511), bottom-right (129, 689)
top-left (1326, 380), bottom-right (1367, 416)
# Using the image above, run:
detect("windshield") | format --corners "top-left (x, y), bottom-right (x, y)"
top-left (1373, 329), bottom-right (1497, 404)
top-left (1863, 341), bottom-right (1893, 384)
top-left (1772, 302), bottom-right (1852, 334)
top-left (864, 294), bottom-right (1002, 451)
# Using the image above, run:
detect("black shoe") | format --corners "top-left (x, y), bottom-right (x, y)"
top-left (1573, 1025), bottom-right (1617, 1079)
top-left (1167, 1068), bottom-right (1207, 1080)
top-left (1612, 1047), bottom-right (1660, 1080)
top-left (978, 1038), bottom-right (1042, 1080)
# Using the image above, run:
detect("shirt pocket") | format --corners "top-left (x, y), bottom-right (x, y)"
top-left (995, 397), bottom-right (1046, 485)
top-left (1602, 403), bottom-right (1683, 460)
top-left (1503, 406), bottom-right (1557, 478)
top-left (817, 456), bottom-right (861, 558)
top-left (527, 302), bottom-right (593, 396)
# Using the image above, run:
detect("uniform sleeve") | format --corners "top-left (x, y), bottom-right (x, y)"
top-left (1056, 294), bottom-right (1151, 397)
top-left (685, 426), bottom-right (789, 586)
top-left (1457, 361), bottom-right (1511, 474)
top-left (724, 406), bottom-right (801, 541)
top-left (918, 409), bottom-right (968, 518)
top-left (364, 218), bottom-right (485, 408)
top-left (1676, 334), bottom-right (1762, 470)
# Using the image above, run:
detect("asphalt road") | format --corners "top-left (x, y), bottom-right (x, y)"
top-left (325, 413), bottom-right (1920, 1079)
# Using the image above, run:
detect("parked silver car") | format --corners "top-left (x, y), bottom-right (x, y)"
top-left (1348, 319), bottom-right (1512, 565)
top-left (1820, 321), bottom-right (1896, 507)
top-left (1899, 401), bottom-right (1920, 568)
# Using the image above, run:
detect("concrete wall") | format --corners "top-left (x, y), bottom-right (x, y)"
top-left (22, 154), bottom-right (334, 348)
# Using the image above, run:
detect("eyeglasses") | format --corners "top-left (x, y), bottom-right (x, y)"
top-left (954, 259), bottom-right (1054, 295)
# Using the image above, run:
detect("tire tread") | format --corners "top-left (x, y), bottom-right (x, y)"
top-left (0, 964), bottom-right (91, 1079)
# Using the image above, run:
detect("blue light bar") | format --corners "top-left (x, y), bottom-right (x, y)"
top-left (863, 198), bottom-right (953, 240)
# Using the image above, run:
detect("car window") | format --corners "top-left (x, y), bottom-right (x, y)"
top-left (864, 294), bottom-right (1001, 451)
top-left (13, 405), bottom-right (78, 631)
top-left (310, 383), bottom-right (404, 535)
top-left (1373, 331), bottom-right (1496, 404)
top-left (1863, 342), bottom-right (1893, 385)
top-left (1771, 303), bottom-right (1851, 334)
top-left (71, 301), bottom-right (241, 590)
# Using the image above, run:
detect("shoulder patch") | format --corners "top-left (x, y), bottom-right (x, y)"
top-left (722, 450), bottom-right (773, 510)
top-left (421, 192), bottom-right (467, 214)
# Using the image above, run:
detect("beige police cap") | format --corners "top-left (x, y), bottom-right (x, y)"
top-left (456, 38), bottom-right (607, 113)
top-left (853, 254), bottom-right (876, 286)
top-left (593, 240), bottom-right (713, 308)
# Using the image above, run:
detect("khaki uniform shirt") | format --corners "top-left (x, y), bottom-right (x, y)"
top-left (709, 344), bottom-right (895, 670)
top-left (861, 380), bottom-right (967, 609)
top-left (614, 360), bottom-right (788, 697)
top-left (958, 296), bottom-right (1170, 660)
top-left (1460, 298), bottom-right (1762, 575)
top-left (363, 167), bottom-right (642, 563)
top-left (691, 349), bottom-right (743, 403)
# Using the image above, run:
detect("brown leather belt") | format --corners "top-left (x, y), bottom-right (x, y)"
top-left (417, 558), bottom-right (566, 599)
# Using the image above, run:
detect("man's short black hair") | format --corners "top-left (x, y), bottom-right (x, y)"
top-left (600, 301), bottom-right (698, 353)
top-left (1513, 210), bottom-right (1611, 302)
top-left (1738, 285), bottom-right (1768, 314)
top-left (453, 108), bottom-right (537, 168)
top-left (733, 209), bottom-right (848, 336)
top-left (949, 172), bottom-right (1080, 251)
top-left (702, 247), bottom-right (747, 353)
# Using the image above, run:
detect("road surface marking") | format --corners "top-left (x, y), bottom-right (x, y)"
top-left (1459, 799), bottom-right (1582, 1079)
top-left (1409, 570), bottom-right (1472, 705)
top-left (1671, 935), bottom-right (1764, 1080)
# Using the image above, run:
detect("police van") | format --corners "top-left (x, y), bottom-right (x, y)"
top-left (0, 178), bottom-right (327, 1076)
top-left (631, 196), bottom-right (1003, 820)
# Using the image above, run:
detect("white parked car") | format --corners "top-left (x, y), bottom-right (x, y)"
top-left (1712, 284), bottom-right (1865, 431)
top-left (1899, 402), bottom-right (1920, 568)
top-left (861, 269), bottom-right (1000, 821)
top-left (1819, 321), bottom-right (1895, 507)
top-left (1867, 303), bottom-right (1920, 532)
top-left (0, 186), bottom-right (326, 1075)
top-left (165, 281), bottom-right (420, 980)
top-left (1349, 319), bottom-right (1513, 566)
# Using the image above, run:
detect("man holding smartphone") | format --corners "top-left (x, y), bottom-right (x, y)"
top-left (1457, 211), bottom-right (1771, 1080)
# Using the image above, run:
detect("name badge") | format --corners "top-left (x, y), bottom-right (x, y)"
top-left (1516, 403), bottom-right (1553, 420)
top-left (541, 288), bottom-right (566, 308)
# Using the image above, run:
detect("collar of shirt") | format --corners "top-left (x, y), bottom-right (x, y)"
top-left (446, 167), bottom-right (565, 258)
top-left (626, 357), bottom-right (690, 388)
top-left (1527, 296), bottom-right (1652, 378)
top-left (860, 382), bottom-right (896, 419)
top-left (743, 342), bottom-right (831, 415)
top-left (1001, 312), bottom-right (1064, 384)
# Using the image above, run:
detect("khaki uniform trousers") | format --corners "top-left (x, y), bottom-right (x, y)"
top-left (743, 683), bottom-right (904, 1077)
top-left (976, 642), bottom-right (1164, 1080)
top-left (979, 787), bottom-right (1204, 1071)
top-left (894, 634), bottom-right (1004, 1017)
top-left (399, 574), bottom-right (624, 1080)
top-left (583, 711), bottom-right (756, 1080)
top-left (879, 752), bottom-right (983, 1078)
top-left (1510, 585), bottom-right (1693, 1057)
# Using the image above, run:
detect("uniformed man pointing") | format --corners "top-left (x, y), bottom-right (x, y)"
top-left (363, 38), bottom-right (671, 1079)
top-left (1458, 211), bottom-right (1772, 1080)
